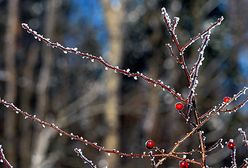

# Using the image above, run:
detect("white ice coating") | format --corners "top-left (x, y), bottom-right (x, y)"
top-left (74, 148), bottom-right (97, 168)
top-left (161, 7), bottom-right (172, 28)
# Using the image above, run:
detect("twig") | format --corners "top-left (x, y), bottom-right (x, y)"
top-left (74, 148), bottom-right (97, 168)
top-left (238, 128), bottom-right (248, 147)
top-left (240, 158), bottom-right (248, 168)
top-left (230, 148), bottom-right (237, 168)
top-left (180, 17), bottom-right (224, 53)
top-left (200, 87), bottom-right (248, 120)
top-left (187, 33), bottom-right (211, 119)
top-left (148, 151), bottom-right (156, 168)
top-left (0, 145), bottom-right (13, 168)
top-left (206, 138), bottom-right (224, 153)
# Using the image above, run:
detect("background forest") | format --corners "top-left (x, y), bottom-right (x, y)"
top-left (0, 0), bottom-right (247, 167)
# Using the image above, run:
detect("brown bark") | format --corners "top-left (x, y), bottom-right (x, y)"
top-left (3, 0), bottom-right (19, 165)
top-left (101, 0), bottom-right (125, 167)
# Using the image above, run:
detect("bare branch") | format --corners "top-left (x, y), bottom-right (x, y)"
top-left (21, 23), bottom-right (185, 102)
top-left (0, 97), bottom-right (201, 166)
top-left (74, 148), bottom-right (97, 168)
top-left (0, 145), bottom-right (13, 168)
top-left (180, 16), bottom-right (224, 53)
top-left (238, 128), bottom-right (248, 147)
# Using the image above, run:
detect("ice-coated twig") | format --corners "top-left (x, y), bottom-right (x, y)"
top-left (240, 158), bottom-right (248, 168)
top-left (206, 138), bottom-right (224, 153)
top-left (180, 16), bottom-right (224, 53)
top-left (21, 23), bottom-right (185, 102)
top-left (161, 7), bottom-right (223, 54)
top-left (230, 148), bottom-right (237, 168)
top-left (220, 97), bottom-right (248, 113)
top-left (0, 145), bottom-right (13, 168)
top-left (238, 128), bottom-right (248, 147)
top-left (148, 151), bottom-right (156, 168)
top-left (186, 33), bottom-right (211, 118)
top-left (200, 87), bottom-right (248, 120)
top-left (172, 151), bottom-right (196, 156)
top-left (172, 17), bottom-right (180, 34)
top-left (161, 8), bottom-right (172, 30)
top-left (74, 148), bottom-right (97, 168)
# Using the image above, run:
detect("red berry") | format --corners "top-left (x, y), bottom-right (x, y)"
top-left (145, 140), bottom-right (155, 149)
top-left (179, 161), bottom-right (189, 168)
top-left (227, 139), bottom-right (235, 150)
top-left (175, 102), bottom-right (184, 111)
top-left (223, 96), bottom-right (231, 103)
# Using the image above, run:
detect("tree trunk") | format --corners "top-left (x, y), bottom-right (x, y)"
top-left (3, 0), bottom-right (19, 165)
top-left (101, 0), bottom-right (125, 167)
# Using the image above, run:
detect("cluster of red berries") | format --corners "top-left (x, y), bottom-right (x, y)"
top-left (179, 161), bottom-right (189, 168)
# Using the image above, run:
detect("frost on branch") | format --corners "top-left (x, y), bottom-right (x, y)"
top-left (238, 128), bottom-right (248, 147)
top-left (74, 148), bottom-right (97, 168)
top-left (21, 23), bottom-right (185, 102)
top-left (0, 145), bottom-right (13, 168)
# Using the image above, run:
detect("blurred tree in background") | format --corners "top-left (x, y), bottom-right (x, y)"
top-left (0, 0), bottom-right (247, 167)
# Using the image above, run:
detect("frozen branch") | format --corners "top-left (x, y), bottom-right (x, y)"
top-left (21, 23), bottom-right (185, 102)
top-left (74, 148), bottom-right (97, 168)
top-left (0, 145), bottom-right (13, 168)
top-left (148, 151), bottom-right (156, 168)
top-left (238, 128), bottom-right (248, 147)
top-left (187, 33), bottom-right (211, 119)
top-left (0, 97), bottom-right (201, 166)
top-left (206, 138), bottom-right (224, 153)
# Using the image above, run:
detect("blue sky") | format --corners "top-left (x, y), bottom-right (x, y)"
top-left (70, 0), bottom-right (108, 53)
